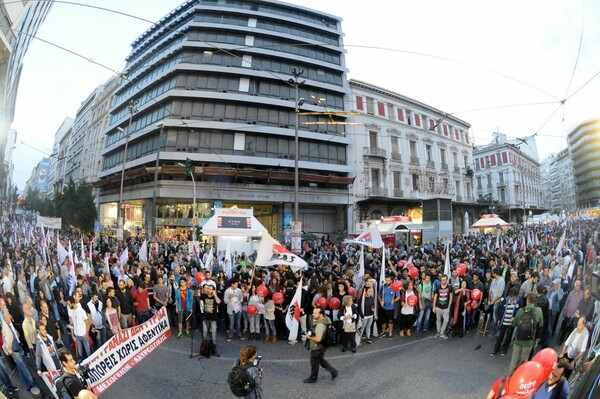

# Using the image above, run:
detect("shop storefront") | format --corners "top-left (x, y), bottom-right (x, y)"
top-left (99, 202), bottom-right (146, 238)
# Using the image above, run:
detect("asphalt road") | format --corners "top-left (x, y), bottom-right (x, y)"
top-left (101, 328), bottom-right (510, 399)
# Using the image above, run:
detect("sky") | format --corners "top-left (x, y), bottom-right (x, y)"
top-left (10, 0), bottom-right (600, 189)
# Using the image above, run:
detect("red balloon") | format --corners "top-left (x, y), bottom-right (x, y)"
top-left (247, 304), bottom-right (258, 315)
top-left (328, 297), bottom-right (341, 310)
top-left (457, 264), bottom-right (467, 276)
top-left (405, 262), bottom-right (414, 269)
top-left (316, 297), bottom-right (328, 309)
top-left (508, 361), bottom-right (544, 398)
top-left (532, 348), bottom-right (558, 381)
top-left (257, 285), bottom-right (268, 298)
top-left (273, 292), bottom-right (284, 304)
top-left (397, 260), bottom-right (405, 268)
top-left (471, 289), bottom-right (482, 301)
top-left (348, 287), bottom-right (356, 297)
top-left (391, 280), bottom-right (403, 292)
top-left (408, 267), bottom-right (418, 279)
top-left (469, 301), bottom-right (479, 311)
top-left (194, 272), bottom-right (205, 283)
top-left (407, 295), bottom-right (418, 307)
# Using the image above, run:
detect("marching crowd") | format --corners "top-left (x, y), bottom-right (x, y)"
top-left (0, 210), bottom-right (598, 398)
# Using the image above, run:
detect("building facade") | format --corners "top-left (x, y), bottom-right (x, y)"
top-left (567, 118), bottom-right (600, 212)
top-left (64, 89), bottom-right (99, 183)
top-left (349, 80), bottom-right (476, 239)
top-left (47, 117), bottom-right (74, 199)
top-left (549, 149), bottom-right (576, 214)
top-left (540, 153), bottom-right (555, 211)
top-left (473, 132), bottom-right (543, 223)
top-left (0, 0), bottom-right (53, 203)
top-left (96, 0), bottom-right (353, 241)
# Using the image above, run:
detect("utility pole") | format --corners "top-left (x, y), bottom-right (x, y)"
top-left (117, 99), bottom-right (137, 240)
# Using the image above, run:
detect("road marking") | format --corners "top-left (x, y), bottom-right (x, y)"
top-left (159, 335), bottom-right (435, 364)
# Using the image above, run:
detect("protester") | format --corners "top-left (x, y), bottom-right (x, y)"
top-left (508, 293), bottom-right (544, 372)
top-left (303, 307), bottom-right (337, 383)
top-left (530, 357), bottom-right (570, 399)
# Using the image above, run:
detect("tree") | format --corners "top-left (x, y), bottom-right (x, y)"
top-left (53, 179), bottom-right (97, 233)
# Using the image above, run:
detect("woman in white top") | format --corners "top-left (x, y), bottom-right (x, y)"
top-left (560, 316), bottom-right (589, 379)
top-left (338, 295), bottom-right (358, 353)
top-left (399, 280), bottom-right (418, 337)
top-left (263, 294), bottom-right (277, 343)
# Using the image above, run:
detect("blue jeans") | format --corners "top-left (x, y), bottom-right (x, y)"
top-left (0, 356), bottom-right (17, 389)
top-left (228, 312), bottom-right (242, 338)
top-left (203, 320), bottom-right (217, 344)
top-left (75, 334), bottom-right (92, 360)
top-left (361, 316), bottom-right (374, 339)
top-left (491, 301), bottom-right (503, 334)
top-left (264, 319), bottom-right (276, 336)
top-left (11, 350), bottom-right (37, 390)
top-left (417, 303), bottom-right (432, 331)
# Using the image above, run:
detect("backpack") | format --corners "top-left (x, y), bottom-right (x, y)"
top-left (53, 373), bottom-right (74, 399)
top-left (321, 323), bottom-right (337, 347)
top-left (199, 339), bottom-right (216, 358)
top-left (516, 308), bottom-right (535, 341)
top-left (227, 360), bottom-right (255, 397)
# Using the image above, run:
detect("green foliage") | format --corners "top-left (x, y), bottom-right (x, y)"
top-left (25, 178), bottom-right (97, 233)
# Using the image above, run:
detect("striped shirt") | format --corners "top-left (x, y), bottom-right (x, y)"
top-left (502, 299), bottom-right (518, 326)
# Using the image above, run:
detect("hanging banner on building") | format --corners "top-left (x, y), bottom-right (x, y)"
top-left (41, 306), bottom-right (172, 397)
top-left (36, 216), bottom-right (62, 230)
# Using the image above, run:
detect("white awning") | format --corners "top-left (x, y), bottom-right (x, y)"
top-left (201, 208), bottom-right (266, 237)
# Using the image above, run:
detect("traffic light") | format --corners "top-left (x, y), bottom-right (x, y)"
top-left (185, 158), bottom-right (192, 174)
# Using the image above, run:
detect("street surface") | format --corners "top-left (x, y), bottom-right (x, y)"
top-left (102, 328), bottom-right (508, 399)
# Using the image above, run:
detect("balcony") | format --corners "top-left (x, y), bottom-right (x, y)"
top-left (455, 195), bottom-right (463, 202)
top-left (367, 187), bottom-right (388, 197)
top-left (363, 147), bottom-right (387, 158)
top-left (410, 156), bottom-right (420, 165)
top-left (454, 166), bottom-right (460, 172)
top-left (441, 163), bottom-right (448, 170)
top-left (497, 180), bottom-right (507, 187)
top-left (393, 189), bottom-right (404, 197)
top-left (426, 160), bottom-right (435, 168)
top-left (391, 152), bottom-right (402, 161)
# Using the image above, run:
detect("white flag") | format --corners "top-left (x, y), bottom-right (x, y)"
top-left (353, 246), bottom-right (364, 288)
top-left (119, 247), bottom-right (129, 267)
top-left (346, 224), bottom-right (383, 249)
top-left (443, 242), bottom-right (451, 277)
top-left (255, 231), bottom-right (307, 272)
top-left (80, 237), bottom-right (85, 263)
top-left (57, 240), bottom-right (68, 266)
top-left (224, 241), bottom-right (233, 279)
top-left (512, 238), bottom-right (517, 253)
top-left (555, 229), bottom-right (566, 255)
top-left (139, 240), bottom-right (148, 264)
top-left (205, 247), bottom-right (214, 271)
top-left (104, 253), bottom-right (111, 278)
top-left (285, 281), bottom-right (303, 342)
top-left (68, 241), bottom-right (76, 295)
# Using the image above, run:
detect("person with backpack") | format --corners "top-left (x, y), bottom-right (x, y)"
top-left (508, 293), bottom-right (543, 372)
top-left (228, 344), bottom-right (262, 398)
top-left (303, 306), bottom-right (338, 383)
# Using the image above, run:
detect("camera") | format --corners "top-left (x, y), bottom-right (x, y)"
top-left (77, 362), bottom-right (91, 381)
top-left (253, 355), bottom-right (262, 366)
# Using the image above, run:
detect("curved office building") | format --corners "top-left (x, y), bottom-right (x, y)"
top-left (567, 118), bottom-right (600, 211)
top-left (96, 0), bottom-right (353, 240)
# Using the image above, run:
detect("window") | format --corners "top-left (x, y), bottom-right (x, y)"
top-left (499, 172), bottom-right (504, 183)
top-left (477, 176), bottom-right (482, 189)
top-left (463, 155), bottom-right (468, 168)
top-left (455, 181), bottom-right (461, 196)
top-left (440, 148), bottom-right (446, 164)
top-left (371, 169), bottom-right (380, 187)
top-left (452, 152), bottom-right (459, 167)
top-left (426, 144), bottom-right (433, 162)
top-left (366, 97), bottom-right (374, 114)
top-left (369, 131), bottom-right (378, 148)
top-left (412, 174), bottom-right (419, 191)
top-left (466, 182), bottom-right (472, 198)
top-left (356, 96), bottom-right (363, 110)
top-left (500, 188), bottom-right (506, 202)
top-left (406, 110), bottom-right (412, 125)
top-left (391, 136), bottom-right (399, 153)
top-left (443, 178), bottom-right (449, 191)
top-left (397, 108), bottom-right (404, 122)
top-left (377, 102), bottom-right (385, 116)
top-left (428, 176), bottom-right (434, 190)
top-left (487, 175), bottom-right (492, 187)
top-left (393, 171), bottom-right (401, 189)
top-left (410, 140), bottom-right (417, 157)
top-left (387, 103), bottom-right (395, 120)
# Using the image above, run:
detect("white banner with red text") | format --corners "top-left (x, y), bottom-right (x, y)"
top-left (43, 306), bottom-right (171, 397)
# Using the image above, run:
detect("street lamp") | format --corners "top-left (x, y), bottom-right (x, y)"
top-left (151, 122), bottom-right (165, 236)
top-left (117, 100), bottom-right (137, 240)
top-left (289, 68), bottom-right (305, 223)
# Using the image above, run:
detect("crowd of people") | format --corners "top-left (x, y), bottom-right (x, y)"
top-left (0, 210), bottom-right (598, 398)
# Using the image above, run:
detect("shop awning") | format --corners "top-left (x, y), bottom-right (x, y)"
top-left (201, 207), bottom-right (266, 237)
top-left (471, 214), bottom-right (509, 229)
top-left (377, 221), bottom-right (434, 234)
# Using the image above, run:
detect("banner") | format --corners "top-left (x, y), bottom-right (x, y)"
top-left (41, 307), bottom-right (170, 397)
top-left (344, 224), bottom-right (383, 249)
top-left (37, 216), bottom-right (62, 230)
